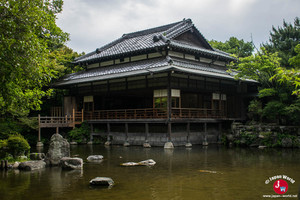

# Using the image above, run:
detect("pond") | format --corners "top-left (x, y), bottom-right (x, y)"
top-left (1, 145), bottom-right (300, 200)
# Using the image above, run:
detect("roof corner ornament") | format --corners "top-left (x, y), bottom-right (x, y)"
top-left (153, 35), bottom-right (160, 42)
top-left (186, 18), bottom-right (192, 24)
top-left (159, 34), bottom-right (170, 44)
top-left (166, 56), bottom-right (173, 65)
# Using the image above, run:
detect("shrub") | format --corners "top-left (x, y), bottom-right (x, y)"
top-left (0, 140), bottom-right (8, 159)
top-left (6, 134), bottom-right (30, 158)
top-left (68, 122), bottom-right (90, 143)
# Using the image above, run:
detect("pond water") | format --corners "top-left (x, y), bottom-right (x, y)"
top-left (1, 145), bottom-right (300, 200)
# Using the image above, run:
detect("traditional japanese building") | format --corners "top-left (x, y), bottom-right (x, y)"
top-left (40, 18), bottom-right (257, 147)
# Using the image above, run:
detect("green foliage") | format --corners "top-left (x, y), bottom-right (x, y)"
top-left (0, 117), bottom-right (38, 141)
top-left (0, 140), bottom-right (8, 158)
top-left (261, 101), bottom-right (285, 121)
top-left (5, 134), bottom-right (30, 158)
top-left (289, 44), bottom-right (300, 69)
top-left (0, 0), bottom-right (69, 117)
top-left (231, 47), bottom-right (300, 125)
top-left (229, 48), bottom-right (280, 87)
top-left (49, 45), bottom-right (85, 79)
top-left (248, 99), bottom-right (263, 122)
top-left (274, 45), bottom-right (300, 96)
top-left (68, 122), bottom-right (90, 143)
top-left (234, 131), bottom-right (257, 146)
top-left (209, 37), bottom-right (254, 58)
top-left (263, 17), bottom-right (300, 68)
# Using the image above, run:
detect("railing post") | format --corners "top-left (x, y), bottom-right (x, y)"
top-left (81, 109), bottom-right (84, 122)
top-left (72, 108), bottom-right (75, 128)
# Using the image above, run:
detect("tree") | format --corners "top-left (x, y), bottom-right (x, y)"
top-left (230, 48), bottom-right (300, 124)
top-left (263, 17), bottom-right (300, 68)
top-left (49, 45), bottom-right (85, 79)
top-left (209, 37), bottom-right (254, 58)
top-left (274, 44), bottom-right (300, 96)
top-left (0, 0), bottom-right (69, 117)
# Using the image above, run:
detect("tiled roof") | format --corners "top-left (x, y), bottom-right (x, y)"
top-left (74, 19), bottom-right (235, 64)
top-left (171, 57), bottom-right (229, 75)
top-left (170, 40), bottom-right (235, 60)
top-left (55, 57), bottom-right (171, 86)
top-left (54, 56), bottom-right (246, 87)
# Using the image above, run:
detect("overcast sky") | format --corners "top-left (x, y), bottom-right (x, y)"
top-left (56, 0), bottom-right (300, 54)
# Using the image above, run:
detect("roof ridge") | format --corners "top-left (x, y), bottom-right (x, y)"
top-left (122, 19), bottom-right (184, 39)
top-left (165, 18), bottom-right (193, 38)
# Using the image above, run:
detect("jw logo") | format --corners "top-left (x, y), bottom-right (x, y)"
top-left (273, 179), bottom-right (288, 194)
top-left (280, 186), bottom-right (286, 192)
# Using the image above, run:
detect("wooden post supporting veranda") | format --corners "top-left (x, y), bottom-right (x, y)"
top-left (72, 108), bottom-right (75, 128)
top-left (185, 122), bottom-right (192, 147)
top-left (203, 122), bottom-right (208, 146)
top-left (104, 123), bottom-right (111, 146)
top-left (36, 114), bottom-right (43, 147)
top-left (143, 123), bottom-right (151, 148)
top-left (123, 123), bottom-right (130, 146)
top-left (164, 72), bottom-right (174, 148)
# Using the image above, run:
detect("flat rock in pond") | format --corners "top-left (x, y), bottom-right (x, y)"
top-left (60, 157), bottom-right (83, 170)
top-left (90, 177), bottom-right (114, 186)
top-left (87, 155), bottom-right (103, 161)
top-left (121, 159), bottom-right (156, 166)
top-left (138, 159), bottom-right (156, 166)
top-left (18, 160), bottom-right (46, 171)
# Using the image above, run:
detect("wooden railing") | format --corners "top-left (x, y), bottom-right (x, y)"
top-left (39, 107), bottom-right (228, 128)
top-left (83, 108), bottom-right (167, 120)
top-left (171, 108), bottom-right (225, 119)
top-left (39, 115), bottom-right (74, 128)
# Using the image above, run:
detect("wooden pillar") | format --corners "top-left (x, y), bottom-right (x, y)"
top-left (167, 122), bottom-right (172, 142)
top-left (81, 109), bottom-right (84, 122)
top-left (107, 123), bottom-right (111, 141)
top-left (125, 123), bottom-right (128, 141)
top-left (218, 122), bottom-right (222, 143)
top-left (203, 122), bottom-right (208, 145)
top-left (72, 108), bottom-right (75, 128)
top-left (105, 123), bottom-right (111, 146)
top-left (145, 123), bottom-right (149, 141)
top-left (186, 122), bottom-right (190, 142)
top-left (185, 122), bottom-right (192, 147)
top-left (56, 127), bottom-right (59, 134)
top-left (167, 72), bottom-right (172, 120)
top-left (38, 114), bottom-right (41, 142)
top-left (124, 123), bottom-right (130, 146)
top-left (143, 123), bottom-right (151, 148)
top-left (90, 124), bottom-right (94, 142)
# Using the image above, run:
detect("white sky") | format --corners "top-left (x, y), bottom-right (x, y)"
top-left (56, 0), bottom-right (300, 53)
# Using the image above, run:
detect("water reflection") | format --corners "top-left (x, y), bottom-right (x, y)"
top-left (1, 145), bottom-right (300, 200)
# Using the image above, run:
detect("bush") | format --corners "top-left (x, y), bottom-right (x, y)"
top-left (0, 140), bottom-right (8, 159)
top-left (68, 122), bottom-right (90, 143)
top-left (6, 134), bottom-right (30, 158)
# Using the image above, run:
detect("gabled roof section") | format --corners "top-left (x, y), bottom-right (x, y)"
top-left (55, 56), bottom-right (250, 87)
top-left (73, 18), bottom-right (235, 64)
